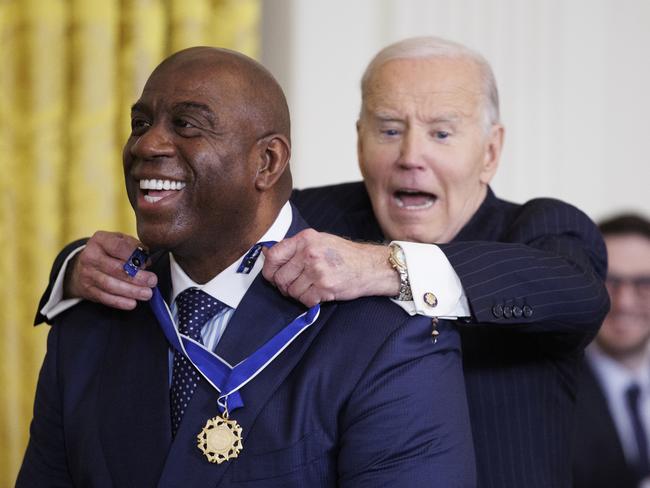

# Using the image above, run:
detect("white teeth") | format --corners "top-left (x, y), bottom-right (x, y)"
top-left (398, 200), bottom-right (435, 210)
top-left (144, 195), bottom-right (163, 203)
top-left (394, 194), bottom-right (435, 210)
top-left (139, 179), bottom-right (186, 190)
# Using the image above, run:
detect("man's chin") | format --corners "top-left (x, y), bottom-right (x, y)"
top-left (383, 222), bottom-right (444, 244)
top-left (596, 334), bottom-right (650, 359)
top-left (136, 224), bottom-right (181, 253)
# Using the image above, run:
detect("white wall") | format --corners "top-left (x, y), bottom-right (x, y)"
top-left (261, 0), bottom-right (650, 221)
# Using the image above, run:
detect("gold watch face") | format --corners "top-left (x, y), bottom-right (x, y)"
top-left (390, 245), bottom-right (406, 269)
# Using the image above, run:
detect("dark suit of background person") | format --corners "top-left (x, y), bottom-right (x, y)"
top-left (30, 37), bottom-right (609, 488)
top-left (572, 214), bottom-right (650, 488)
top-left (17, 47), bottom-right (475, 487)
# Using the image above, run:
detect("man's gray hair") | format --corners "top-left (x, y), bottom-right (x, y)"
top-left (360, 36), bottom-right (500, 130)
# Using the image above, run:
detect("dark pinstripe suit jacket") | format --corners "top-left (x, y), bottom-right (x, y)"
top-left (291, 182), bottom-right (610, 488)
top-left (571, 359), bottom-right (639, 488)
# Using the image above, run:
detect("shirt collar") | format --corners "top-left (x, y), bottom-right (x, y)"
top-left (587, 343), bottom-right (650, 395)
top-left (169, 201), bottom-right (293, 309)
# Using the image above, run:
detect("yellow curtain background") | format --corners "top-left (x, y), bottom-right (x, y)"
top-left (0, 0), bottom-right (259, 483)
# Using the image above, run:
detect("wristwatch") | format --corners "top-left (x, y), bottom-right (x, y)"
top-left (388, 243), bottom-right (413, 301)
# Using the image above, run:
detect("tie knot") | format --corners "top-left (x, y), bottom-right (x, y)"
top-left (175, 288), bottom-right (225, 339)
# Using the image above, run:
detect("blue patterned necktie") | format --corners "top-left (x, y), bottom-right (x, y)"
top-left (170, 287), bottom-right (226, 437)
top-left (625, 382), bottom-right (650, 477)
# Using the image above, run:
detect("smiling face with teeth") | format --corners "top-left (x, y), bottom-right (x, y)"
top-left (357, 56), bottom-right (504, 243)
top-left (122, 47), bottom-right (291, 282)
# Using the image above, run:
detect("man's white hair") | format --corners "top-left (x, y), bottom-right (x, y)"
top-left (360, 36), bottom-right (500, 131)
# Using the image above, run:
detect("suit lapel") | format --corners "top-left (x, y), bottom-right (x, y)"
top-left (97, 263), bottom-right (172, 486)
top-left (97, 254), bottom-right (175, 486)
top-left (157, 207), bottom-right (338, 487)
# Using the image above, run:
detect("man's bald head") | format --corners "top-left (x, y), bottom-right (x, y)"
top-left (157, 47), bottom-right (291, 144)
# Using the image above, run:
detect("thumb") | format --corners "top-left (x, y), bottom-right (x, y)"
top-left (261, 236), bottom-right (300, 281)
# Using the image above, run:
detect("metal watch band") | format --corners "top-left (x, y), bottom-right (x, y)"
top-left (388, 244), bottom-right (413, 301)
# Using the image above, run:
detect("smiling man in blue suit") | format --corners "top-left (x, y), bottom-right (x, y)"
top-left (17, 47), bottom-right (475, 487)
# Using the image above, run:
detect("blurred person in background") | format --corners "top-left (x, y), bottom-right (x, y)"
top-left (573, 213), bottom-right (650, 488)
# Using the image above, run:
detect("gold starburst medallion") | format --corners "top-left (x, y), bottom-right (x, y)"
top-left (197, 415), bottom-right (243, 464)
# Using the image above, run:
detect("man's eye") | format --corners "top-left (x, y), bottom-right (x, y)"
top-left (381, 129), bottom-right (400, 137)
top-left (434, 131), bottom-right (450, 140)
top-left (174, 118), bottom-right (195, 129)
top-left (130, 118), bottom-right (150, 134)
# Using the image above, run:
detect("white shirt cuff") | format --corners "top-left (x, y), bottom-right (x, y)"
top-left (39, 245), bottom-right (85, 320)
top-left (389, 241), bottom-right (470, 318)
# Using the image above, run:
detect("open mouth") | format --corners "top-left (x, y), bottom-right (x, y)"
top-left (139, 178), bottom-right (186, 203)
top-left (393, 189), bottom-right (437, 210)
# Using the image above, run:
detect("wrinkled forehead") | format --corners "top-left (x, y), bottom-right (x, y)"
top-left (363, 57), bottom-right (484, 114)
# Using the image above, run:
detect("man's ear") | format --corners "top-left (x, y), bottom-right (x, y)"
top-left (480, 124), bottom-right (505, 184)
top-left (254, 134), bottom-right (291, 191)
top-left (355, 120), bottom-right (364, 170)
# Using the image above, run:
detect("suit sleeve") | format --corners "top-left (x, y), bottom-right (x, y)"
top-left (34, 238), bottom-right (89, 325)
top-left (438, 198), bottom-right (609, 348)
top-left (337, 317), bottom-right (475, 488)
top-left (16, 326), bottom-right (74, 487)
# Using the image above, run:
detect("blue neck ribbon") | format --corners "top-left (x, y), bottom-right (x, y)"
top-left (149, 241), bottom-right (320, 415)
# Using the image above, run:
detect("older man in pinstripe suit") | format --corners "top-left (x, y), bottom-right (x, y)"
top-left (36, 37), bottom-right (608, 487)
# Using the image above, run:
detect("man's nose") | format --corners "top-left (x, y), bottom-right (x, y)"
top-left (129, 123), bottom-right (175, 160)
top-left (609, 281), bottom-right (639, 310)
top-left (397, 129), bottom-right (427, 170)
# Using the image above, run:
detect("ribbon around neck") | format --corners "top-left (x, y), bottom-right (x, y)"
top-left (149, 241), bottom-right (320, 415)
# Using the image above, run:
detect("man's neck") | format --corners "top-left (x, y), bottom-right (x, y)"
top-left (171, 201), bottom-right (293, 285)
top-left (593, 340), bottom-right (650, 373)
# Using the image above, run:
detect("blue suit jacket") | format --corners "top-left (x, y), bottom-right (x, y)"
top-left (19, 210), bottom-right (475, 487)
top-left (291, 183), bottom-right (610, 488)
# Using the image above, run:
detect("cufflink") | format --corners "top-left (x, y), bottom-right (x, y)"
top-left (423, 292), bottom-right (438, 307)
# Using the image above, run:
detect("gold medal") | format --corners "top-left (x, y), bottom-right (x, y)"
top-left (197, 414), bottom-right (243, 464)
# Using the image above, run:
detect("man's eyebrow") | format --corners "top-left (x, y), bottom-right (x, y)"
top-left (371, 112), bottom-right (461, 125)
top-left (130, 102), bottom-right (148, 114)
top-left (172, 101), bottom-right (217, 124)
top-left (372, 111), bottom-right (404, 123)
top-left (129, 101), bottom-right (218, 125)
top-left (426, 114), bottom-right (461, 124)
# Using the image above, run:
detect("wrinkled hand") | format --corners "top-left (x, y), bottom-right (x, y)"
top-left (262, 229), bottom-right (399, 307)
top-left (64, 231), bottom-right (158, 310)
